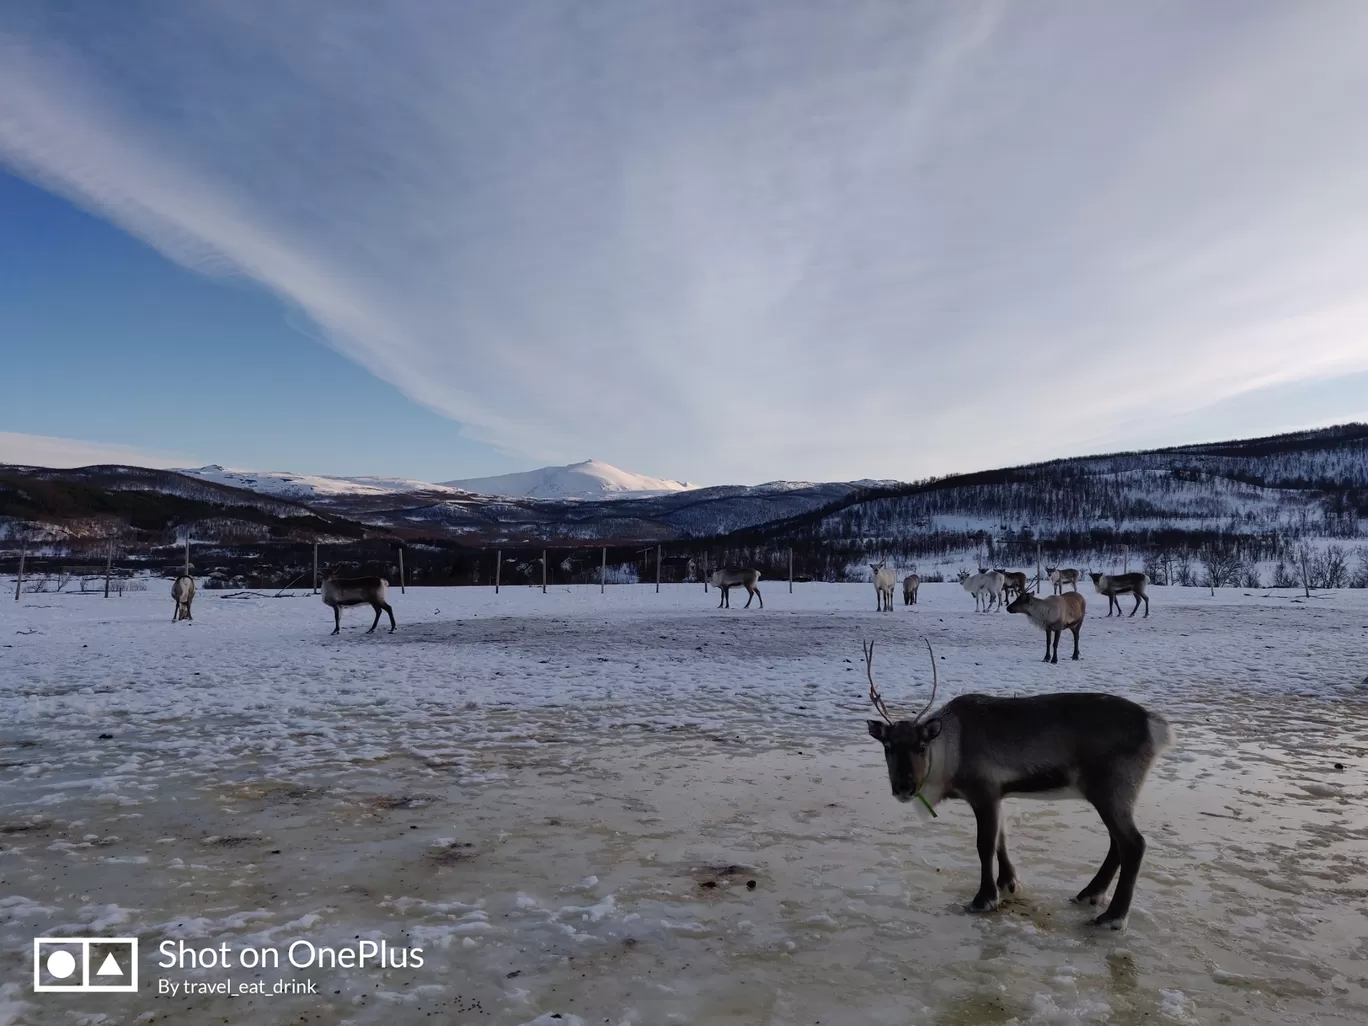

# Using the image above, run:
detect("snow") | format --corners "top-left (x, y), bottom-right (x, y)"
top-left (176, 464), bottom-right (464, 498)
top-left (2, 582), bottom-right (1366, 1025)
top-left (444, 458), bottom-right (695, 500)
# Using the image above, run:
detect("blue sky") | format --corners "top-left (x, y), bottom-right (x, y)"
top-left (0, 171), bottom-right (508, 479)
top-left (3, 1), bottom-right (1368, 485)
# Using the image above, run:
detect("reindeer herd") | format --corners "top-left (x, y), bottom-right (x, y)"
top-left (855, 560), bottom-right (1151, 664)
top-left (164, 554), bottom-right (1166, 928)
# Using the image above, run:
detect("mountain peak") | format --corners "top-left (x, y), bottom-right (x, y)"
top-left (443, 460), bottom-right (692, 500)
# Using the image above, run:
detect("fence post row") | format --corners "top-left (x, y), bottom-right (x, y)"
top-left (601, 546), bottom-right (606, 594)
top-left (495, 549), bottom-right (501, 593)
top-left (542, 549), bottom-right (547, 594)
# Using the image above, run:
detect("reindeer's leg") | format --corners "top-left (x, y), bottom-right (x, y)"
top-left (331, 605), bottom-right (341, 635)
top-left (1070, 624), bottom-right (1081, 660)
top-left (1042, 631), bottom-right (1052, 662)
top-left (996, 821), bottom-right (1018, 894)
top-left (1091, 802), bottom-right (1146, 929)
top-left (367, 603), bottom-right (383, 632)
top-left (185, 599), bottom-right (192, 622)
top-left (1130, 592), bottom-right (1142, 617)
top-left (754, 586), bottom-right (762, 609)
top-left (1050, 629), bottom-right (1060, 664)
top-left (172, 603), bottom-right (179, 622)
top-left (744, 585), bottom-right (755, 609)
top-left (1073, 838), bottom-right (1120, 906)
top-left (967, 796), bottom-right (1002, 912)
top-left (383, 603), bottom-right (396, 632)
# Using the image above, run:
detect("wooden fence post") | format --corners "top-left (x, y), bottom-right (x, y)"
top-left (15, 539), bottom-right (26, 601)
top-left (1123, 544), bottom-right (1129, 575)
top-left (1036, 543), bottom-right (1042, 593)
top-left (542, 549), bottom-right (547, 594)
top-left (184, 533), bottom-right (191, 576)
top-left (789, 547), bottom-right (794, 594)
top-left (312, 542), bottom-right (319, 594)
top-left (495, 549), bottom-right (501, 593)
top-left (104, 542), bottom-right (113, 599)
top-left (398, 547), bottom-right (406, 594)
top-left (703, 552), bottom-right (708, 592)
top-left (656, 545), bottom-right (661, 593)
top-left (601, 546), bottom-right (606, 594)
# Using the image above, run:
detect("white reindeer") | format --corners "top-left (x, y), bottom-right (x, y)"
top-left (171, 575), bottom-right (195, 622)
top-left (870, 563), bottom-right (897, 611)
top-left (961, 570), bottom-right (1005, 612)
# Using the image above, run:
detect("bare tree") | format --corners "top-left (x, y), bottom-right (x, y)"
top-left (1200, 546), bottom-right (1242, 595)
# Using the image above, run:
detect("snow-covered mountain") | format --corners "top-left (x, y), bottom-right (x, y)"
top-left (443, 459), bottom-right (694, 500)
top-left (177, 465), bottom-right (462, 499)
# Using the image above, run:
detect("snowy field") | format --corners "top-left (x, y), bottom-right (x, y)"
top-left (2, 582), bottom-right (1366, 1025)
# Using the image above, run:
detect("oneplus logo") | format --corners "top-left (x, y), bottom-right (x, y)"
top-left (33, 937), bottom-right (139, 993)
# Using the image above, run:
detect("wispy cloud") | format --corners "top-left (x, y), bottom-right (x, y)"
top-left (0, 431), bottom-right (192, 469)
top-left (3, 1), bottom-right (1367, 482)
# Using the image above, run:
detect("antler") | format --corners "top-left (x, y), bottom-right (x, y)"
top-left (863, 640), bottom-right (894, 724)
top-left (914, 637), bottom-right (939, 722)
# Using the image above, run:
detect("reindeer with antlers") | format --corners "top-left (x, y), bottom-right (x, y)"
top-left (863, 640), bottom-right (1171, 928)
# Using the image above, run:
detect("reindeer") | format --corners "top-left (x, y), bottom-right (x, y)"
top-left (1046, 567), bottom-right (1081, 594)
top-left (994, 569), bottom-right (1028, 601)
top-left (863, 640), bottom-right (1171, 928)
top-left (902, 574), bottom-right (920, 606)
top-left (871, 563), bottom-right (897, 611)
top-left (1006, 586), bottom-right (1086, 662)
top-left (171, 575), bottom-right (195, 622)
top-left (961, 570), bottom-right (1004, 612)
top-left (1090, 572), bottom-right (1150, 618)
top-left (711, 567), bottom-right (763, 609)
top-left (321, 570), bottom-right (396, 635)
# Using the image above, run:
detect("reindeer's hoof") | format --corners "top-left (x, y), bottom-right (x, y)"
top-left (1072, 653), bottom-right (1080, 661)
top-left (967, 894), bottom-right (999, 913)
top-left (1070, 892), bottom-right (1102, 906)
top-left (997, 876), bottom-right (1018, 894)
top-left (1091, 912), bottom-right (1128, 930)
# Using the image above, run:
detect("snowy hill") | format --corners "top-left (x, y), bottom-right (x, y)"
top-left (177, 465), bottom-right (462, 499)
top-left (443, 459), bottom-right (694, 500)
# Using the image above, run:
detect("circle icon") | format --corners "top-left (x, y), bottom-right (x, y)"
top-left (46, 950), bottom-right (77, 979)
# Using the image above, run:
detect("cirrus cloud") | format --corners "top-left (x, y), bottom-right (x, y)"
top-left (3, 1), bottom-right (1368, 483)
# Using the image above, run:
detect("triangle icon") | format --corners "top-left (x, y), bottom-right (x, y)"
top-left (96, 952), bottom-right (123, 977)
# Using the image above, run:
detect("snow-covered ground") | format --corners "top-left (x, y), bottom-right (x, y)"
top-left (2, 583), bottom-right (1366, 1025)
top-left (176, 464), bottom-right (465, 499)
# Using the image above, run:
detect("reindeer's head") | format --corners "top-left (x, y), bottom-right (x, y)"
top-left (869, 562), bottom-right (884, 575)
top-left (1045, 566), bottom-right (1058, 575)
top-left (1089, 571), bottom-right (1104, 584)
top-left (868, 717), bottom-right (943, 802)
top-left (1005, 585), bottom-right (1034, 614)
top-left (862, 640), bottom-right (941, 804)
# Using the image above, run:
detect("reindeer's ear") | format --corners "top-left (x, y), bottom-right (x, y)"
top-left (918, 719), bottom-right (942, 744)
top-left (867, 720), bottom-right (889, 741)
